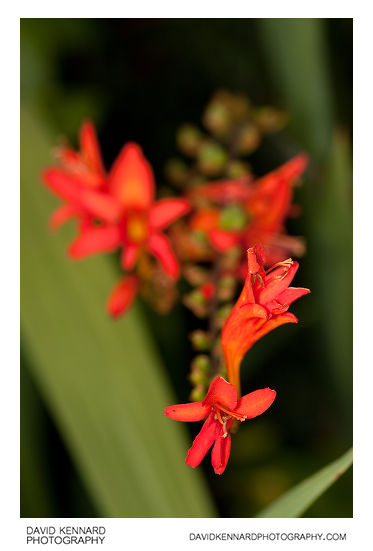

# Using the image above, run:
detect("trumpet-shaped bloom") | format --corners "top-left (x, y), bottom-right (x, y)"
top-left (165, 376), bottom-right (276, 474)
top-left (222, 244), bottom-right (310, 393)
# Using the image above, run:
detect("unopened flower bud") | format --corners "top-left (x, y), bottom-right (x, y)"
top-left (177, 124), bottom-right (204, 156)
top-left (216, 303), bottom-right (234, 328)
top-left (217, 275), bottom-right (236, 301)
top-left (191, 354), bottom-right (211, 373)
top-left (202, 100), bottom-right (233, 136)
top-left (183, 264), bottom-right (210, 286)
top-left (254, 107), bottom-right (289, 133)
top-left (197, 141), bottom-right (228, 176)
top-left (190, 330), bottom-right (212, 351)
top-left (226, 160), bottom-right (252, 179)
top-left (190, 383), bottom-right (206, 402)
top-left (183, 289), bottom-right (208, 318)
top-left (236, 123), bottom-right (261, 154)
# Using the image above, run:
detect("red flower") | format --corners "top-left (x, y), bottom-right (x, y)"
top-left (43, 121), bottom-right (121, 229)
top-left (222, 244), bottom-right (310, 393)
top-left (69, 143), bottom-right (190, 274)
top-left (190, 154), bottom-right (308, 261)
top-left (67, 143), bottom-right (190, 316)
top-left (165, 376), bottom-right (275, 474)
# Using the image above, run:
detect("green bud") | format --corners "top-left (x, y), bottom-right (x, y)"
top-left (191, 354), bottom-right (211, 373)
top-left (254, 107), bottom-right (289, 133)
top-left (226, 160), bottom-right (252, 179)
top-left (202, 101), bottom-right (233, 136)
top-left (190, 330), bottom-right (212, 351)
top-left (190, 384), bottom-right (206, 402)
top-left (177, 124), bottom-right (203, 156)
top-left (218, 204), bottom-right (250, 231)
top-left (197, 141), bottom-right (228, 176)
top-left (236, 123), bottom-right (261, 154)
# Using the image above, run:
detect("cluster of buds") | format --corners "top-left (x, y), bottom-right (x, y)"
top-left (163, 91), bottom-right (308, 399)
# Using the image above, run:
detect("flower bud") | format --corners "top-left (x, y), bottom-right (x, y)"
top-left (191, 354), bottom-right (211, 373)
top-left (202, 100), bottom-right (233, 136)
top-left (189, 330), bottom-right (212, 351)
top-left (177, 124), bottom-right (204, 156)
top-left (183, 264), bottom-right (210, 286)
top-left (254, 107), bottom-right (289, 133)
top-left (235, 123), bottom-right (261, 154)
top-left (190, 383), bottom-right (206, 402)
top-left (226, 160), bottom-right (252, 179)
top-left (183, 289), bottom-right (208, 318)
top-left (197, 141), bottom-right (228, 176)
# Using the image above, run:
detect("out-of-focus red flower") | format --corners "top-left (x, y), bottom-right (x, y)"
top-left (222, 244), bottom-right (310, 394)
top-left (69, 143), bottom-right (190, 277)
top-left (43, 121), bottom-right (121, 229)
top-left (190, 154), bottom-right (308, 263)
top-left (165, 375), bottom-right (275, 474)
top-left (43, 124), bottom-right (191, 318)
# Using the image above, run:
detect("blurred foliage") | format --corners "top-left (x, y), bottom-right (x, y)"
top-left (256, 447), bottom-right (352, 517)
top-left (21, 107), bottom-right (215, 517)
top-left (20, 18), bottom-right (352, 517)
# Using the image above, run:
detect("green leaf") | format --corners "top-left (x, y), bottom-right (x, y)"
top-left (21, 105), bottom-right (216, 517)
top-left (257, 18), bottom-right (334, 160)
top-left (255, 448), bottom-right (352, 518)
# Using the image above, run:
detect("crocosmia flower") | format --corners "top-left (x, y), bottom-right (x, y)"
top-left (165, 376), bottom-right (275, 474)
top-left (68, 143), bottom-right (190, 316)
top-left (43, 121), bottom-right (121, 229)
top-left (222, 244), bottom-right (310, 393)
top-left (190, 154), bottom-right (308, 263)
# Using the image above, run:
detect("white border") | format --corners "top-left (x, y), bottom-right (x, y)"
top-left (3, 3), bottom-right (371, 550)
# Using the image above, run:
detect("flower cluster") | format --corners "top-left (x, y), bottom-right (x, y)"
top-left (165, 245), bottom-right (309, 474)
top-left (43, 122), bottom-right (190, 317)
top-left (42, 92), bottom-right (311, 475)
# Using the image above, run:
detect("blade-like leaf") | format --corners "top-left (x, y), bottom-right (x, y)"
top-left (255, 448), bottom-right (352, 518)
top-left (21, 106), bottom-right (216, 517)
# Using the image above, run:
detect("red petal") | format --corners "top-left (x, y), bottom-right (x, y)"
top-left (234, 388), bottom-right (276, 418)
top-left (121, 242), bottom-right (141, 270)
top-left (258, 261), bottom-right (299, 305)
top-left (221, 303), bottom-right (267, 387)
top-left (253, 312), bottom-right (299, 344)
top-left (185, 412), bottom-right (219, 468)
top-left (69, 225), bottom-right (121, 258)
top-left (49, 204), bottom-right (81, 230)
top-left (266, 287), bottom-right (310, 315)
top-left (80, 190), bottom-right (122, 222)
top-left (202, 376), bottom-right (237, 410)
top-left (211, 427), bottom-right (231, 475)
top-left (43, 168), bottom-right (81, 202)
top-left (79, 120), bottom-right (105, 175)
top-left (147, 232), bottom-right (179, 279)
top-left (149, 198), bottom-right (191, 230)
top-left (164, 401), bottom-right (210, 422)
top-left (109, 143), bottom-right (155, 209)
top-left (106, 275), bottom-right (139, 318)
top-left (209, 229), bottom-right (240, 251)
